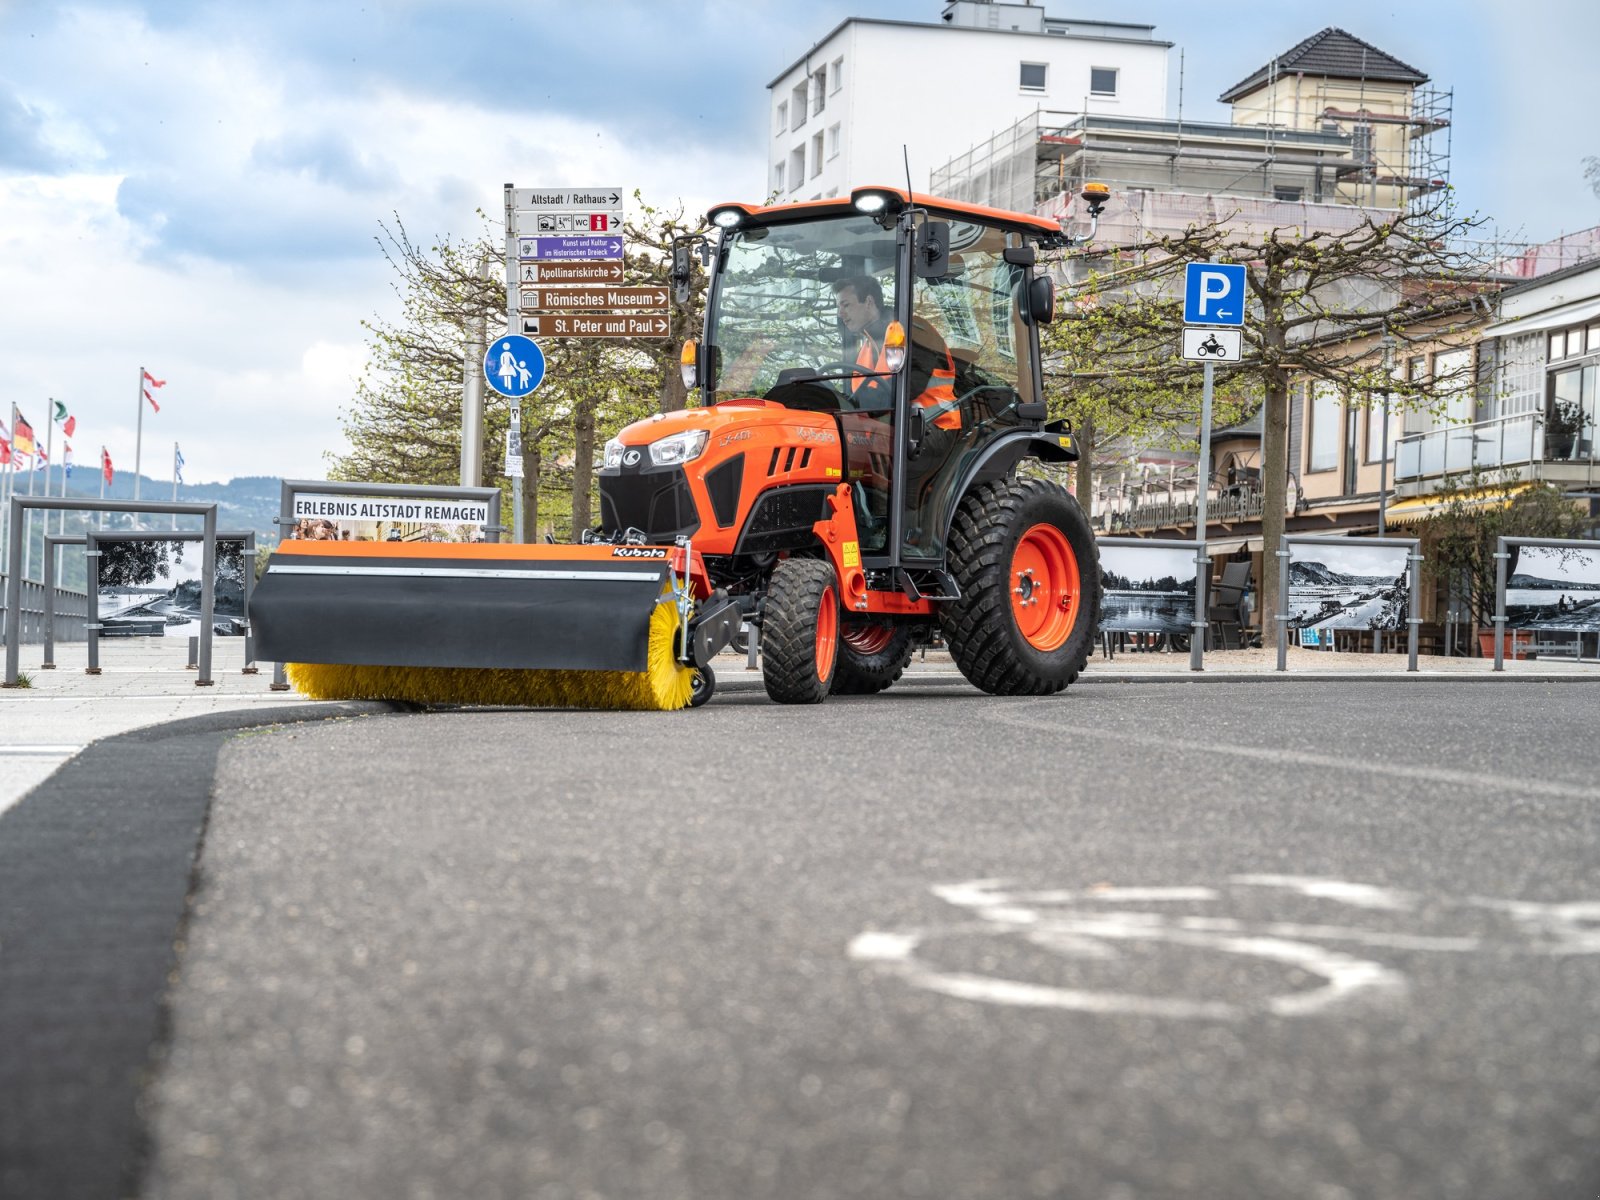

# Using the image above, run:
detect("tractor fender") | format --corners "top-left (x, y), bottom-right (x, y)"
top-left (937, 429), bottom-right (1079, 549)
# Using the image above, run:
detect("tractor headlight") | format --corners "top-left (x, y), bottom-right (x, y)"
top-left (603, 437), bottom-right (625, 469)
top-left (649, 429), bottom-right (708, 466)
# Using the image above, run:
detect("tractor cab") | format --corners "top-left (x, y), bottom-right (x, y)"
top-left (685, 187), bottom-right (1071, 567)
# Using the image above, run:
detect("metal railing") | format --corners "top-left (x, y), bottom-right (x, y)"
top-left (1099, 488), bottom-right (1266, 534)
top-left (0, 572), bottom-right (88, 644)
top-left (1394, 413), bottom-right (1545, 482)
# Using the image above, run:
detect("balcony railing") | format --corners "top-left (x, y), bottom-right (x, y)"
top-left (1099, 487), bottom-right (1266, 533)
top-left (1394, 413), bottom-right (1544, 482)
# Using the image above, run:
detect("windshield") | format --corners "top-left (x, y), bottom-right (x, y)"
top-left (708, 215), bottom-right (898, 399)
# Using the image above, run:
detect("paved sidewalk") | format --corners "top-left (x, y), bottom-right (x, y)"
top-left (3, 635), bottom-right (1594, 815)
top-left (0, 639), bottom-right (317, 815)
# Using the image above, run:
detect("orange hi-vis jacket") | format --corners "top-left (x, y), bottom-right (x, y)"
top-left (852, 338), bottom-right (961, 431)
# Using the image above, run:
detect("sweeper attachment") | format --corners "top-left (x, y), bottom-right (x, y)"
top-left (251, 184), bottom-right (1111, 710)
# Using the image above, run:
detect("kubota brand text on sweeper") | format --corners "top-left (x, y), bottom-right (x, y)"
top-left (249, 184), bottom-right (1113, 710)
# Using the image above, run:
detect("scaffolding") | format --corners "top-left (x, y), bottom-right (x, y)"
top-left (932, 85), bottom-right (1454, 233)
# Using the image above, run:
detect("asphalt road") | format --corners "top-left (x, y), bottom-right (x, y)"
top-left (22, 679), bottom-right (1600, 1199)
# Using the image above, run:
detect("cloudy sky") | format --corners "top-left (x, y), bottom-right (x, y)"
top-left (3, 0), bottom-right (1596, 485)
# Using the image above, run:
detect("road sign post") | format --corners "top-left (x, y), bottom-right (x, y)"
top-left (1180, 261), bottom-right (1247, 671)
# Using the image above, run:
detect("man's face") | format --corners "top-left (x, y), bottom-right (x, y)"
top-left (836, 287), bottom-right (879, 335)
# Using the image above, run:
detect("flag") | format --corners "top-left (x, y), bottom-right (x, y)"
top-left (53, 400), bottom-right (67, 422)
top-left (0, 437), bottom-right (10, 467)
top-left (12, 411), bottom-right (33, 455)
top-left (144, 388), bottom-right (160, 413)
top-left (102, 447), bottom-right (114, 486)
top-left (63, 415), bottom-right (76, 437)
top-left (174, 445), bottom-right (185, 483)
top-left (143, 370), bottom-right (166, 388)
top-left (64, 444), bottom-right (73, 478)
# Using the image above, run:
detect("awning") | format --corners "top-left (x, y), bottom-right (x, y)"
top-left (1484, 296), bottom-right (1600, 340)
top-left (1205, 536), bottom-right (1264, 555)
top-left (1383, 484), bottom-right (1533, 526)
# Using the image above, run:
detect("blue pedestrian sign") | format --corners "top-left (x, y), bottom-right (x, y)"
top-left (1183, 262), bottom-right (1247, 326)
top-left (484, 334), bottom-right (545, 398)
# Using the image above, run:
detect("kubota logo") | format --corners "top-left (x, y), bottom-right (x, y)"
top-left (622, 449), bottom-right (642, 466)
top-left (611, 546), bottom-right (668, 559)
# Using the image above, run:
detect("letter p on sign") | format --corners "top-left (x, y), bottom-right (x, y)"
top-left (1184, 262), bottom-right (1246, 327)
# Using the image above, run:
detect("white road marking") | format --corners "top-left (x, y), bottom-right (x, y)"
top-left (851, 875), bottom-right (1600, 1020)
top-left (979, 705), bottom-right (1600, 801)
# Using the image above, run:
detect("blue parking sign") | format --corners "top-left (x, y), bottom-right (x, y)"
top-left (1184, 262), bottom-right (1247, 326)
top-left (483, 334), bottom-right (545, 397)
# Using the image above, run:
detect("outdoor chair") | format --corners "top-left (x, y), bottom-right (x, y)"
top-left (1207, 560), bottom-right (1252, 650)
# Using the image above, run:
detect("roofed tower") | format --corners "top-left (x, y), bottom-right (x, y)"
top-left (1221, 27), bottom-right (1447, 211)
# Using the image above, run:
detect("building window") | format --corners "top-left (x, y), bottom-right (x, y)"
top-left (788, 147), bottom-right (805, 193)
top-left (810, 132), bottom-right (824, 178)
top-left (1496, 333), bottom-right (1544, 418)
top-left (831, 56), bottom-right (844, 92)
top-left (1019, 62), bottom-right (1047, 91)
top-left (1273, 186), bottom-right (1303, 202)
top-left (811, 69), bottom-right (826, 116)
top-left (1308, 382), bottom-right (1340, 472)
top-left (1547, 363), bottom-right (1598, 460)
top-left (827, 122), bottom-right (841, 160)
top-left (1589, 324), bottom-right (1600, 354)
top-left (772, 162), bottom-right (785, 194)
top-left (1366, 393), bottom-right (1397, 464)
top-left (774, 101), bottom-right (787, 137)
top-left (791, 83), bottom-right (807, 130)
top-left (1090, 67), bottom-right (1118, 96)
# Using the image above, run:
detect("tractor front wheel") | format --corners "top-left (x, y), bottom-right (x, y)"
top-left (762, 558), bottom-right (841, 704)
top-left (940, 478), bottom-right (1100, 695)
top-left (831, 619), bottom-right (915, 695)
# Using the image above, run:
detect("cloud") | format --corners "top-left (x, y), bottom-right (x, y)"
top-left (251, 130), bottom-right (398, 194)
top-left (0, 85), bottom-right (62, 171)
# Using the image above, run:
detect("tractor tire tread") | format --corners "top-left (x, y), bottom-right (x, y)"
top-left (762, 558), bottom-right (838, 704)
top-left (940, 477), bottom-right (1100, 696)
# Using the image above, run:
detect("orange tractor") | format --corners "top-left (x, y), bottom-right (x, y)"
top-left (250, 185), bottom-right (1108, 709)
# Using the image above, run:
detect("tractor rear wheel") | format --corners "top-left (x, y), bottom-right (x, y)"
top-left (831, 619), bottom-right (915, 695)
top-left (940, 477), bottom-right (1100, 696)
top-left (762, 558), bottom-right (841, 704)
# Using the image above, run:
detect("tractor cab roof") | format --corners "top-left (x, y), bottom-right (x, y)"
top-left (707, 187), bottom-right (1064, 243)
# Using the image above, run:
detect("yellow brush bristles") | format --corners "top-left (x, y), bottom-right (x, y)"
top-left (286, 592), bottom-right (696, 711)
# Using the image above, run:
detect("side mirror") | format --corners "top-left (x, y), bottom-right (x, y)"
top-left (671, 243), bottom-right (693, 304)
top-left (915, 221), bottom-right (950, 278)
top-left (1028, 276), bottom-right (1056, 324)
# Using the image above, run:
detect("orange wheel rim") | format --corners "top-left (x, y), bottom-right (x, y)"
top-left (1009, 523), bottom-right (1080, 652)
top-left (842, 621), bottom-right (893, 655)
top-left (815, 584), bottom-right (839, 679)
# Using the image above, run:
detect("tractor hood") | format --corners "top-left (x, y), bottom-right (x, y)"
top-left (612, 398), bottom-right (835, 447)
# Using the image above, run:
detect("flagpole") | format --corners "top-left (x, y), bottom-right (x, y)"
top-left (134, 366), bottom-right (145, 501)
top-left (100, 446), bottom-right (107, 500)
top-left (172, 441), bottom-right (179, 530)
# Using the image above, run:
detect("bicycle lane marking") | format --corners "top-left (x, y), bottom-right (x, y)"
top-left (849, 878), bottom-right (1600, 1019)
top-left (974, 701), bottom-right (1600, 801)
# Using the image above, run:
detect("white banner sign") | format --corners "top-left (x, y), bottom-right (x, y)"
top-left (292, 494), bottom-right (492, 526)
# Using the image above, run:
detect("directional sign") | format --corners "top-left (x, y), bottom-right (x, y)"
top-left (483, 333), bottom-right (546, 397)
top-left (1183, 262), bottom-right (1247, 326)
top-left (516, 210), bottom-right (622, 236)
top-left (520, 286), bottom-right (669, 312)
top-left (511, 187), bottom-right (624, 210)
top-left (518, 235), bottom-right (624, 262)
top-left (1181, 326), bottom-right (1243, 361)
top-left (519, 261), bottom-right (626, 285)
top-left (522, 314), bottom-right (670, 339)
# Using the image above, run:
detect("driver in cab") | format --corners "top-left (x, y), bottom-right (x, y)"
top-left (832, 275), bottom-right (893, 411)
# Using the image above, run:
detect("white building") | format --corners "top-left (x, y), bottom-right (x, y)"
top-left (765, 1), bottom-right (1170, 204)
